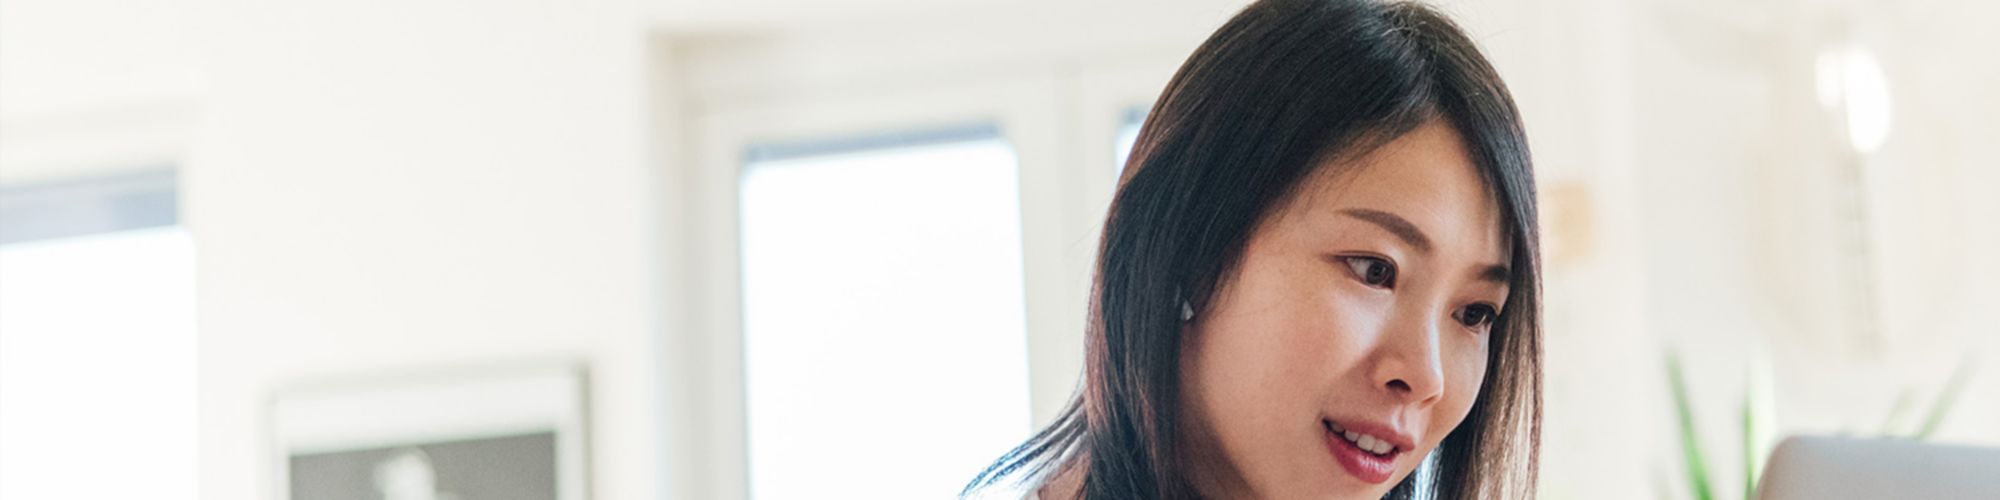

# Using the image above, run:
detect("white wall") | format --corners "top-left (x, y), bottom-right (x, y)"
top-left (0, 0), bottom-right (206, 181)
top-left (178, 4), bottom-right (652, 500)
top-left (169, 1), bottom-right (656, 499)
top-left (180, 0), bottom-right (661, 498)
top-left (4, 0), bottom-right (665, 497)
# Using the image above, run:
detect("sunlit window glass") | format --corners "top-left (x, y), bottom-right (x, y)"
top-left (739, 126), bottom-right (1032, 499)
top-left (0, 171), bottom-right (193, 500)
top-left (1114, 108), bottom-right (1146, 175)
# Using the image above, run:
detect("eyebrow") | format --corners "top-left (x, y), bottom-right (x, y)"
top-left (1339, 208), bottom-right (1433, 253)
top-left (1339, 208), bottom-right (1512, 284)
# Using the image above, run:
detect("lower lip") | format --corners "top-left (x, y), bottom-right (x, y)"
top-left (1324, 425), bottom-right (1398, 484)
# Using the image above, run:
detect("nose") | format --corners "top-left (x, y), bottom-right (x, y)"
top-left (1371, 308), bottom-right (1446, 406)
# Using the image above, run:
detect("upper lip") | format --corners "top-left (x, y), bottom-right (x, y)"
top-left (1324, 417), bottom-right (1417, 452)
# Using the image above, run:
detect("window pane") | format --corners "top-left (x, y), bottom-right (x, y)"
top-left (1114, 107), bottom-right (1146, 175)
top-left (0, 226), bottom-right (195, 500)
top-left (739, 129), bottom-right (1031, 499)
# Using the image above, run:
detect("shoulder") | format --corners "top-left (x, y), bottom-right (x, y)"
top-left (1034, 461), bottom-right (1084, 500)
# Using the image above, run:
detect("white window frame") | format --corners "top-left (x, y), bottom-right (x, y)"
top-left (658, 23), bottom-right (1197, 499)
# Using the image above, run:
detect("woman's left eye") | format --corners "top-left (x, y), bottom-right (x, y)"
top-left (1338, 256), bottom-right (1397, 288)
top-left (1454, 303), bottom-right (1500, 330)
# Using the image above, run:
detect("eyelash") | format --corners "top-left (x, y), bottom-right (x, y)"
top-left (1455, 303), bottom-right (1501, 331)
top-left (1337, 255), bottom-right (1503, 332)
top-left (1339, 255), bottom-right (1399, 288)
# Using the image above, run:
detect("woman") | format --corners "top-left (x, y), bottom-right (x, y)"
top-left (965, 0), bottom-right (1543, 498)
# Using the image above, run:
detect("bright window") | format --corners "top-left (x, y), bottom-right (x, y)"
top-left (1114, 108), bottom-right (1146, 175)
top-left (0, 170), bottom-right (193, 500)
top-left (738, 127), bottom-right (1033, 499)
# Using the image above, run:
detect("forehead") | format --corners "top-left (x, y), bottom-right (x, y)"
top-left (1278, 121), bottom-right (1509, 260)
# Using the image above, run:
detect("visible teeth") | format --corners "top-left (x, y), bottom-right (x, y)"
top-left (1335, 427), bottom-right (1395, 455)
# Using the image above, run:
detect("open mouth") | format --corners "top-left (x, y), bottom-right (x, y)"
top-left (1322, 419), bottom-right (1401, 484)
top-left (1325, 420), bottom-right (1398, 456)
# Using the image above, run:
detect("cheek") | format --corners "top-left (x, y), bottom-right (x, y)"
top-left (1191, 264), bottom-right (1374, 415)
top-left (1188, 291), bottom-right (1341, 431)
top-left (1428, 337), bottom-right (1491, 443)
top-left (1183, 265), bottom-right (1380, 491)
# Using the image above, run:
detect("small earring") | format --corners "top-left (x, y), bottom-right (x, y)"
top-left (1180, 299), bottom-right (1195, 322)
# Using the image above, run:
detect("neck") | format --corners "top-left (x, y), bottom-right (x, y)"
top-left (1034, 458), bottom-right (1085, 500)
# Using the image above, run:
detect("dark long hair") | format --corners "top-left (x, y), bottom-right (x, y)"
top-left (966, 0), bottom-right (1542, 498)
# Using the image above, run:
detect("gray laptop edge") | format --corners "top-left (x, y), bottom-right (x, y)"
top-left (1757, 435), bottom-right (2000, 499)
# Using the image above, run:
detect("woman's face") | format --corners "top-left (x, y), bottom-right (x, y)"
top-left (1180, 120), bottom-right (1511, 499)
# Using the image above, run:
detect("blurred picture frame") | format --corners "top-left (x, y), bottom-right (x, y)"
top-left (271, 364), bottom-right (589, 500)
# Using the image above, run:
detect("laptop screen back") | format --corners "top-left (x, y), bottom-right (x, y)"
top-left (1756, 435), bottom-right (2000, 500)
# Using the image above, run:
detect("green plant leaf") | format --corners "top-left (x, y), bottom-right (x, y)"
top-left (1914, 357), bottom-right (1977, 440)
top-left (1878, 387), bottom-right (1916, 436)
top-left (1667, 351), bottom-right (1714, 500)
top-left (1742, 389), bottom-right (1756, 500)
top-left (1744, 346), bottom-right (1778, 500)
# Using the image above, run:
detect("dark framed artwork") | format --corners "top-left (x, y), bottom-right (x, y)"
top-left (272, 365), bottom-right (587, 500)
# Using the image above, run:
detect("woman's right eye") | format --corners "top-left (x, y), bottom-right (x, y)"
top-left (1339, 256), bottom-right (1397, 289)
